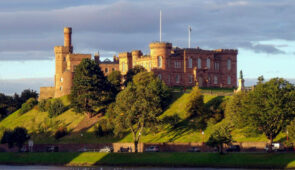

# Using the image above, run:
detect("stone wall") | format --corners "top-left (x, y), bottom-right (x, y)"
top-left (39, 87), bottom-right (55, 100)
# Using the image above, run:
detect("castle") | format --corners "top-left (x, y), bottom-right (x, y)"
top-left (39, 27), bottom-right (237, 100)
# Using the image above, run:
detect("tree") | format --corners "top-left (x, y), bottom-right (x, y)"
top-left (19, 98), bottom-right (38, 114)
top-left (287, 119), bottom-right (295, 141)
top-left (71, 58), bottom-right (111, 117)
top-left (186, 86), bottom-right (204, 118)
top-left (1, 127), bottom-right (29, 151)
top-left (257, 75), bottom-right (264, 84)
top-left (48, 99), bottom-right (66, 118)
top-left (242, 78), bottom-right (295, 151)
top-left (13, 127), bottom-right (30, 151)
top-left (107, 70), bottom-right (122, 99)
top-left (20, 89), bottom-right (38, 103)
top-left (111, 72), bottom-right (169, 152)
top-left (224, 92), bottom-right (248, 128)
top-left (207, 124), bottom-right (232, 154)
top-left (123, 65), bottom-right (146, 86)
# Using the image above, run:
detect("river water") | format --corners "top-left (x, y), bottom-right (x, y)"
top-left (0, 166), bottom-right (246, 170)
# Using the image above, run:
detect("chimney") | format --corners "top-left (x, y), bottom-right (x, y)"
top-left (64, 27), bottom-right (72, 47)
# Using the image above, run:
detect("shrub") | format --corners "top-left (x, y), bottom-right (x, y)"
top-left (38, 99), bottom-right (47, 112)
top-left (54, 126), bottom-right (68, 140)
top-left (1, 127), bottom-right (29, 151)
top-left (19, 98), bottom-right (38, 114)
top-left (95, 118), bottom-right (113, 137)
top-left (48, 99), bottom-right (65, 118)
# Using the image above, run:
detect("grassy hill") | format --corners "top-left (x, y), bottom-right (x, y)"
top-left (0, 89), bottom-right (287, 144)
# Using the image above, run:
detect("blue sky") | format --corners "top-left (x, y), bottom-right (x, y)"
top-left (0, 0), bottom-right (295, 94)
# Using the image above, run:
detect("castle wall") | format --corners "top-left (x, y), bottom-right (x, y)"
top-left (100, 63), bottom-right (120, 76)
top-left (39, 87), bottom-right (55, 100)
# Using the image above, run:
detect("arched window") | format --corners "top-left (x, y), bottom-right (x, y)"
top-left (227, 76), bottom-right (231, 85)
top-left (158, 56), bottom-right (162, 68)
top-left (207, 58), bottom-right (211, 69)
top-left (176, 74), bottom-right (180, 83)
top-left (227, 59), bottom-right (231, 70)
top-left (188, 57), bottom-right (192, 68)
top-left (198, 58), bottom-right (202, 68)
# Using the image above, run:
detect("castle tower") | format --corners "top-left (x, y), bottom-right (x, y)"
top-left (94, 52), bottom-right (100, 64)
top-left (149, 42), bottom-right (172, 70)
top-left (54, 27), bottom-right (74, 98)
top-left (131, 50), bottom-right (142, 66)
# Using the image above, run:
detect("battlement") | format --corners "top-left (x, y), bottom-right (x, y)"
top-left (149, 42), bottom-right (172, 49)
top-left (118, 52), bottom-right (131, 58)
top-left (214, 49), bottom-right (238, 54)
top-left (54, 46), bottom-right (72, 54)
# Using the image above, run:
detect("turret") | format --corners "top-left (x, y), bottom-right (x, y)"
top-left (131, 50), bottom-right (142, 63)
top-left (149, 42), bottom-right (172, 69)
top-left (64, 27), bottom-right (72, 47)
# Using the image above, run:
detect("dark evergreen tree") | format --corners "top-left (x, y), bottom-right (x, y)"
top-left (123, 65), bottom-right (146, 86)
top-left (70, 58), bottom-right (110, 117)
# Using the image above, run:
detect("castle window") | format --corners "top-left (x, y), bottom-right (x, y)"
top-left (105, 68), bottom-right (108, 73)
top-left (168, 75), bottom-right (171, 84)
top-left (176, 74), bottom-right (180, 83)
top-left (112, 68), bottom-right (115, 71)
top-left (198, 58), bottom-right (201, 68)
top-left (227, 59), bottom-right (231, 70)
top-left (174, 61), bottom-right (181, 68)
top-left (60, 77), bottom-right (63, 82)
top-left (214, 62), bottom-right (219, 71)
top-left (158, 74), bottom-right (162, 80)
top-left (63, 57), bottom-right (66, 61)
top-left (122, 62), bottom-right (126, 72)
top-left (60, 86), bottom-right (63, 91)
top-left (207, 58), bottom-right (211, 69)
top-left (214, 75), bottom-right (218, 84)
top-left (188, 74), bottom-right (193, 83)
top-left (227, 76), bottom-right (231, 85)
top-left (158, 56), bottom-right (162, 68)
top-left (188, 57), bottom-right (192, 68)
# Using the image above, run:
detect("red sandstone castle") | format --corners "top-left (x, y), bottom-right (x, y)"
top-left (39, 27), bottom-right (237, 100)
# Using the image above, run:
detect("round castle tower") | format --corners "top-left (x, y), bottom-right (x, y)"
top-left (149, 42), bottom-right (172, 69)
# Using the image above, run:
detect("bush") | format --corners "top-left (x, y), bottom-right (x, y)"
top-left (38, 99), bottom-right (47, 112)
top-left (54, 126), bottom-right (68, 140)
top-left (1, 127), bottom-right (29, 151)
top-left (19, 98), bottom-right (38, 114)
top-left (48, 99), bottom-right (65, 118)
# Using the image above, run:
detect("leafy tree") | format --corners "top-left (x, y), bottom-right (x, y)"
top-left (257, 75), bottom-right (264, 84)
top-left (224, 92), bottom-right (248, 128)
top-left (48, 99), bottom-right (66, 118)
top-left (19, 98), bottom-right (38, 114)
top-left (107, 70), bottom-right (122, 100)
top-left (0, 130), bottom-right (14, 148)
top-left (71, 58), bottom-right (111, 117)
top-left (242, 78), bottom-right (295, 151)
top-left (186, 86), bottom-right (204, 118)
top-left (13, 127), bottom-right (30, 151)
top-left (287, 119), bottom-right (295, 141)
top-left (111, 72), bottom-right (168, 152)
top-left (1, 127), bottom-right (29, 151)
top-left (20, 89), bottom-right (38, 103)
top-left (123, 65), bottom-right (146, 86)
top-left (207, 124), bottom-right (232, 154)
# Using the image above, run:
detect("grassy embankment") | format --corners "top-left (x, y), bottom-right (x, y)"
top-left (0, 152), bottom-right (294, 168)
top-left (0, 88), bottom-right (288, 144)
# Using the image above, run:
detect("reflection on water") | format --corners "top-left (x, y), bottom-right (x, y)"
top-left (0, 165), bottom-right (247, 170)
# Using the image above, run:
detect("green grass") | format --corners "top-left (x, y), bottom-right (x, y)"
top-left (0, 90), bottom-right (288, 144)
top-left (0, 152), bottom-right (294, 168)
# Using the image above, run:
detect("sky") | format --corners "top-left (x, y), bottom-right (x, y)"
top-left (0, 0), bottom-right (295, 95)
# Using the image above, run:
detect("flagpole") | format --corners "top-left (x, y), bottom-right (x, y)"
top-left (160, 10), bottom-right (162, 42)
top-left (188, 25), bottom-right (191, 48)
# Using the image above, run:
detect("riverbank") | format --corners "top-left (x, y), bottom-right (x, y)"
top-left (0, 152), bottom-right (294, 168)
